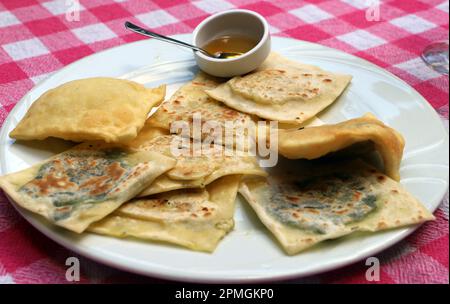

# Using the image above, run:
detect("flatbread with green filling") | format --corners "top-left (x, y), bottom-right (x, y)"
top-left (239, 159), bottom-right (434, 255)
top-left (0, 142), bottom-right (176, 233)
top-left (205, 53), bottom-right (352, 125)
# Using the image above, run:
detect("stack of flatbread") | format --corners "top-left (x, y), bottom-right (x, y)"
top-left (0, 53), bottom-right (434, 255)
top-left (0, 77), bottom-right (266, 252)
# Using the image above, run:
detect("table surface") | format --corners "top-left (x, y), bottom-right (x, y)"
top-left (0, 0), bottom-right (448, 284)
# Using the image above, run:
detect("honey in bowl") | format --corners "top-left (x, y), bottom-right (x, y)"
top-left (202, 35), bottom-right (258, 59)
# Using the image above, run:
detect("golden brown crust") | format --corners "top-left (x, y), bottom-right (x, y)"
top-left (278, 113), bottom-right (405, 181)
top-left (205, 53), bottom-right (352, 124)
top-left (239, 159), bottom-right (434, 255)
top-left (0, 142), bottom-right (176, 233)
top-left (89, 175), bottom-right (241, 252)
top-left (10, 78), bottom-right (165, 143)
top-left (124, 125), bottom-right (267, 196)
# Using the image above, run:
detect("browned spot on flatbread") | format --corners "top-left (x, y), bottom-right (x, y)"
top-left (57, 206), bottom-right (71, 213)
top-left (223, 109), bottom-right (240, 119)
top-left (177, 202), bottom-right (192, 212)
top-left (287, 196), bottom-right (299, 202)
top-left (84, 176), bottom-right (110, 196)
top-left (377, 221), bottom-right (387, 229)
top-left (335, 209), bottom-right (349, 215)
top-left (108, 162), bottom-right (127, 180)
top-left (81, 162), bottom-right (126, 196)
top-left (182, 169), bottom-right (193, 176)
top-left (305, 209), bottom-right (320, 214)
top-left (377, 175), bottom-right (386, 182)
top-left (31, 175), bottom-right (77, 195)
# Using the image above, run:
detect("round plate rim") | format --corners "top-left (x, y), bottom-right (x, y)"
top-left (0, 34), bottom-right (448, 283)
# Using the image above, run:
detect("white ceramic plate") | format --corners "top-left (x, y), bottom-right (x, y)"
top-left (1, 35), bottom-right (448, 283)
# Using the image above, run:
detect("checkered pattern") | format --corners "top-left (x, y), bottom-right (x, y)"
top-left (0, 0), bottom-right (448, 284)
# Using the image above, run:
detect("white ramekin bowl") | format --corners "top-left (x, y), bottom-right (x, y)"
top-left (192, 9), bottom-right (271, 78)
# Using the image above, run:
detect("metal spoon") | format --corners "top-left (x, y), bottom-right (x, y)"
top-left (125, 21), bottom-right (241, 59)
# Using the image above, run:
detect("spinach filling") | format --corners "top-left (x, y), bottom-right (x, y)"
top-left (19, 149), bottom-right (132, 221)
top-left (266, 172), bottom-right (378, 234)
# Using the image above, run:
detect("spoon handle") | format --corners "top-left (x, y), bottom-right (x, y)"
top-left (125, 21), bottom-right (206, 54)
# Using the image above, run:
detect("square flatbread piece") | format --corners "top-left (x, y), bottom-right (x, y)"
top-left (146, 72), bottom-right (256, 145)
top-left (89, 175), bottom-right (241, 252)
top-left (0, 142), bottom-right (175, 233)
top-left (206, 53), bottom-right (352, 125)
top-left (239, 159), bottom-right (434, 255)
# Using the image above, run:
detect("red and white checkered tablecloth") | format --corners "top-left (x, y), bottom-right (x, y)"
top-left (0, 0), bottom-right (448, 284)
